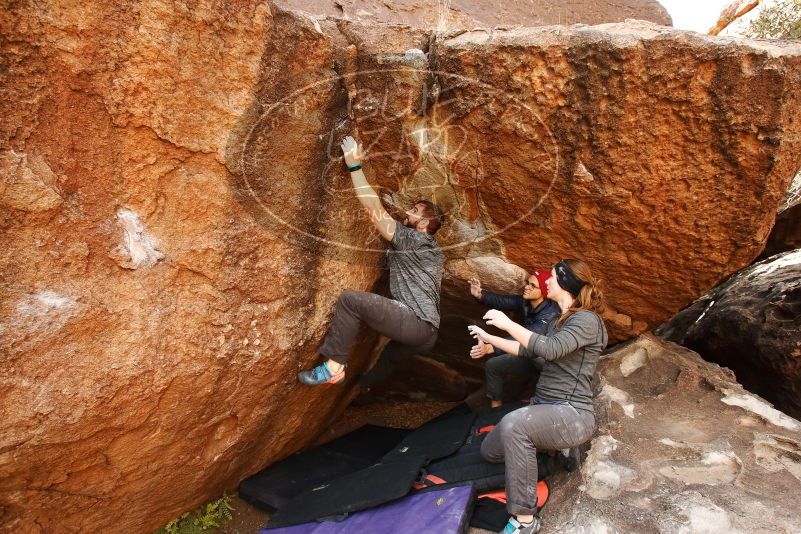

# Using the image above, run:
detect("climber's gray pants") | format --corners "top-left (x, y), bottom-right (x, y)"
top-left (480, 403), bottom-right (595, 515)
top-left (318, 290), bottom-right (437, 385)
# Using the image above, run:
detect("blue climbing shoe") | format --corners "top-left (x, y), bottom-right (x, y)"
top-left (298, 362), bottom-right (345, 386)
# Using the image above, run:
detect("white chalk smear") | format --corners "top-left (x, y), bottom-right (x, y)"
top-left (702, 451), bottom-right (736, 466)
top-left (721, 389), bottom-right (800, 431)
top-left (582, 435), bottom-right (636, 499)
top-left (658, 491), bottom-right (739, 534)
top-left (620, 347), bottom-right (647, 377)
top-left (601, 383), bottom-right (635, 418)
top-left (752, 434), bottom-right (801, 483)
top-left (694, 299), bottom-right (715, 324)
top-left (557, 512), bottom-right (619, 534)
top-left (115, 208), bottom-right (164, 269)
top-left (750, 250), bottom-right (801, 277)
top-left (684, 503), bottom-right (734, 534)
top-left (659, 449), bottom-right (741, 485)
top-left (14, 290), bottom-right (78, 334)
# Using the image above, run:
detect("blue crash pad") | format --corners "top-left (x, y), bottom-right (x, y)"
top-left (260, 485), bottom-right (475, 534)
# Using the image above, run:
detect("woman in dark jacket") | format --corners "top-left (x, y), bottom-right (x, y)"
top-left (468, 259), bottom-right (608, 534)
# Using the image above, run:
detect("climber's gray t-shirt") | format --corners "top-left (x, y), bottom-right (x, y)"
top-left (387, 220), bottom-right (443, 328)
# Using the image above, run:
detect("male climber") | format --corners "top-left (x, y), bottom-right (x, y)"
top-left (297, 135), bottom-right (445, 387)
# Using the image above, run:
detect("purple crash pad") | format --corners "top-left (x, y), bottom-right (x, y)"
top-left (259, 485), bottom-right (475, 534)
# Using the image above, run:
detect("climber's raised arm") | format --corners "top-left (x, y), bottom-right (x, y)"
top-left (341, 135), bottom-right (395, 241)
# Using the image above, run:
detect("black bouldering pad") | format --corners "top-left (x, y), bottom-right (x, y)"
top-left (265, 455), bottom-right (426, 529)
top-left (239, 424), bottom-right (410, 512)
top-left (380, 410), bottom-right (476, 464)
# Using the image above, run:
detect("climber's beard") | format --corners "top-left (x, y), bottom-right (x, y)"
top-left (403, 217), bottom-right (413, 228)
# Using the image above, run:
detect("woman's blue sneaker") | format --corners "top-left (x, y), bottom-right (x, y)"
top-left (500, 516), bottom-right (541, 534)
top-left (298, 362), bottom-right (345, 386)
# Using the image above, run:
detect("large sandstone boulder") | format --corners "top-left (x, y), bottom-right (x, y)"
top-left (1, 3), bottom-right (385, 533)
top-left (2, 1), bottom-right (801, 532)
top-left (657, 250), bottom-right (801, 420)
top-left (429, 24), bottom-right (801, 345)
top-left (541, 334), bottom-right (801, 533)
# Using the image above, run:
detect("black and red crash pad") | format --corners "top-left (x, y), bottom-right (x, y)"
top-left (263, 405), bottom-right (477, 528)
top-left (265, 454), bottom-right (426, 529)
top-left (379, 409), bottom-right (476, 463)
top-left (411, 402), bottom-right (527, 493)
top-left (239, 424), bottom-right (410, 512)
top-left (250, 401), bottom-right (570, 530)
top-left (472, 481), bottom-right (551, 531)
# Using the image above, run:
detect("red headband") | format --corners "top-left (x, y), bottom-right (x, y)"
top-left (532, 269), bottom-right (551, 300)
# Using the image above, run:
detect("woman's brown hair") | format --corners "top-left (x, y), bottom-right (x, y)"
top-left (556, 258), bottom-right (605, 328)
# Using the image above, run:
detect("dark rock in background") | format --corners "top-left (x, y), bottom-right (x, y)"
top-left (656, 250), bottom-right (801, 419)
top-left (759, 202), bottom-right (801, 260)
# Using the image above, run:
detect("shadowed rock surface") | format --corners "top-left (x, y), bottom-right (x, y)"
top-left (657, 250), bottom-right (801, 420)
top-left (761, 202), bottom-right (801, 259)
top-left (2, 1), bottom-right (801, 532)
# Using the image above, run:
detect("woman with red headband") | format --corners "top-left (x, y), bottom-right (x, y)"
top-left (468, 258), bottom-right (607, 534)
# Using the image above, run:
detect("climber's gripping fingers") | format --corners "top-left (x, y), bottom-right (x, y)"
top-left (340, 135), bottom-right (364, 167)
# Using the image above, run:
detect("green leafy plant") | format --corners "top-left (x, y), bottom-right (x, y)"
top-left (744, 0), bottom-right (801, 40)
top-left (155, 493), bottom-right (235, 534)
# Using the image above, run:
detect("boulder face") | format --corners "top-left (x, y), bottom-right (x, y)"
top-left (2, 1), bottom-right (801, 532)
top-left (1, 3), bottom-right (384, 533)
top-left (543, 334), bottom-right (801, 533)
top-left (274, 0), bottom-right (673, 29)
top-left (657, 250), bottom-right (801, 420)
top-left (430, 25), bottom-right (801, 344)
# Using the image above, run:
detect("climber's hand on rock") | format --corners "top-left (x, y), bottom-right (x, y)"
top-left (484, 309), bottom-right (513, 331)
top-left (468, 277), bottom-right (483, 299)
top-left (341, 135), bottom-right (364, 167)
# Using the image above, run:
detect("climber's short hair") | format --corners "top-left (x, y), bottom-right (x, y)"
top-left (414, 199), bottom-right (445, 235)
